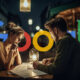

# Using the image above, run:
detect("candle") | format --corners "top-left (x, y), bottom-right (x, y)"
top-left (32, 54), bottom-right (37, 61)
top-left (29, 48), bottom-right (39, 62)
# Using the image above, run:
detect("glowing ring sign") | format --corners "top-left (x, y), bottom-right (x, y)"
top-left (33, 31), bottom-right (54, 52)
top-left (18, 32), bottom-right (31, 52)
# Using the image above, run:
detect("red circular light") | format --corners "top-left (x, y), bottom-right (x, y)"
top-left (18, 32), bottom-right (31, 52)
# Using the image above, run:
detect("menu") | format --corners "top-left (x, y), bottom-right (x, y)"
top-left (9, 63), bottom-right (47, 78)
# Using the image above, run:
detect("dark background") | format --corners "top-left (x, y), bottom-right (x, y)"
top-left (0, 0), bottom-right (77, 33)
top-left (0, 0), bottom-right (79, 62)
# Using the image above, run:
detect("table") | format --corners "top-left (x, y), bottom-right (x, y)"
top-left (0, 71), bottom-right (53, 80)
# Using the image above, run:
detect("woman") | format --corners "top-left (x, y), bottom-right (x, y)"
top-left (0, 23), bottom-right (24, 70)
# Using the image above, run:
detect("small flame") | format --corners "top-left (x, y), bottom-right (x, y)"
top-left (32, 55), bottom-right (37, 61)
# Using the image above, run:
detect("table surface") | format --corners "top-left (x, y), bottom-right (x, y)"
top-left (0, 71), bottom-right (53, 79)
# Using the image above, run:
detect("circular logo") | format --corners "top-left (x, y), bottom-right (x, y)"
top-left (18, 32), bottom-right (31, 52)
top-left (33, 30), bottom-right (54, 52)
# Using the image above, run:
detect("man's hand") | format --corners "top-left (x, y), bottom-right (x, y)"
top-left (33, 61), bottom-right (39, 69)
top-left (42, 57), bottom-right (54, 65)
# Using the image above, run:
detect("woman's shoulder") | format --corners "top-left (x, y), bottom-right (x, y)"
top-left (0, 41), bottom-right (3, 45)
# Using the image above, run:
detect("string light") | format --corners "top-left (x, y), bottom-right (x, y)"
top-left (28, 19), bottom-right (33, 25)
top-left (39, 29), bottom-right (43, 31)
top-left (36, 26), bottom-right (40, 30)
top-left (31, 32), bottom-right (34, 37)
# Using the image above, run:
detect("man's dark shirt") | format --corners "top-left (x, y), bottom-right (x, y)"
top-left (37, 33), bottom-right (80, 80)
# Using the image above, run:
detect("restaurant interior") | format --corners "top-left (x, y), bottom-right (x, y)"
top-left (0, 0), bottom-right (80, 79)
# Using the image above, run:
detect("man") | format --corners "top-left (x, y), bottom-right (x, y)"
top-left (33, 17), bottom-right (80, 80)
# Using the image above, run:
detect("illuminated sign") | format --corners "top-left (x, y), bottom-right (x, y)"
top-left (67, 30), bottom-right (76, 38)
top-left (0, 20), bottom-right (80, 52)
top-left (33, 31), bottom-right (54, 52)
top-left (78, 20), bottom-right (80, 42)
top-left (0, 31), bottom-right (54, 52)
top-left (0, 34), bottom-right (8, 42)
top-left (18, 32), bottom-right (31, 52)
top-left (0, 21), bottom-right (4, 27)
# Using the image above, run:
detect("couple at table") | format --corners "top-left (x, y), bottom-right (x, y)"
top-left (0, 18), bottom-right (80, 80)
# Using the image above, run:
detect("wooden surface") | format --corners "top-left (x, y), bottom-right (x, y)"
top-left (0, 71), bottom-right (53, 79)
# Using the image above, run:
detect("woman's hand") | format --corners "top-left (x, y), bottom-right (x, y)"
top-left (6, 47), bottom-right (18, 70)
top-left (11, 49), bottom-right (18, 57)
top-left (10, 44), bottom-right (18, 57)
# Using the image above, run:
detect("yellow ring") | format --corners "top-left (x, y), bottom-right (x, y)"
top-left (33, 30), bottom-right (54, 52)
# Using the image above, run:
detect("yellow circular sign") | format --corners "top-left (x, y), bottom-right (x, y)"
top-left (33, 30), bottom-right (54, 52)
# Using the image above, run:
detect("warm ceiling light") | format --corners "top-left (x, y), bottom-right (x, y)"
top-left (39, 29), bottom-right (43, 31)
top-left (23, 0), bottom-right (28, 7)
top-left (20, 0), bottom-right (31, 12)
top-left (28, 19), bottom-right (33, 25)
top-left (36, 26), bottom-right (40, 30)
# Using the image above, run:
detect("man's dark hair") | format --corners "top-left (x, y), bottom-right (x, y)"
top-left (45, 17), bottom-right (67, 32)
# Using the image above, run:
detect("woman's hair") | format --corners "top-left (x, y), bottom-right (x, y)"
top-left (6, 22), bottom-right (17, 29)
top-left (44, 17), bottom-right (67, 32)
top-left (5, 22), bottom-right (24, 36)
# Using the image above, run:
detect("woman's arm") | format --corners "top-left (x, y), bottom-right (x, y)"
top-left (0, 43), bottom-right (15, 70)
top-left (5, 50), bottom-right (15, 70)
top-left (6, 48), bottom-right (22, 70)
top-left (15, 49), bottom-right (22, 65)
top-left (0, 48), bottom-right (6, 65)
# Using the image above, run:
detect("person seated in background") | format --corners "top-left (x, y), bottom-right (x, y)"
top-left (33, 17), bottom-right (80, 80)
top-left (0, 22), bottom-right (24, 70)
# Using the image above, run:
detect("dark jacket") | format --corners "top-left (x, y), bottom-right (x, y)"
top-left (37, 33), bottom-right (80, 80)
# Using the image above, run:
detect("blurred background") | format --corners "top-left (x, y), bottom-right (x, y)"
top-left (0, 0), bottom-right (80, 62)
